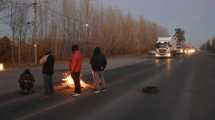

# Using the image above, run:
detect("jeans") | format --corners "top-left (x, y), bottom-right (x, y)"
top-left (71, 72), bottom-right (81, 94)
top-left (43, 74), bottom-right (54, 95)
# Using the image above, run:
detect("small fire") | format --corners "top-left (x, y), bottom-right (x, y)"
top-left (0, 63), bottom-right (4, 71)
top-left (62, 72), bottom-right (91, 88)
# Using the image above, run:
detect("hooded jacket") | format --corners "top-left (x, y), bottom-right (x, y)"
top-left (90, 48), bottom-right (107, 71)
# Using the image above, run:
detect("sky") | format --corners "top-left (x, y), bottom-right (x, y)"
top-left (105, 0), bottom-right (215, 47)
top-left (1, 0), bottom-right (215, 48)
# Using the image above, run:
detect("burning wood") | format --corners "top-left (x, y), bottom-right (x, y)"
top-left (62, 72), bottom-right (91, 88)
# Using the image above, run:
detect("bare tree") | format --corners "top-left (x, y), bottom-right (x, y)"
top-left (1, 0), bottom-right (169, 64)
top-left (9, 1), bottom-right (30, 64)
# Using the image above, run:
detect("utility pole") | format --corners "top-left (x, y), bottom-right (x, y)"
top-left (85, 0), bottom-right (90, 52)
top-left (33, 0), bottom-right (37, 42)
top-left (10, 4), bottom-right (15, 64)
top-left (33, 0), bottom-right (38, 64)
top-left (62, 0), bottom-right (68, 59)
top-left (15, 1), bottom-right (23, 65)
top-left (63, 0), bottom-right (68, 42)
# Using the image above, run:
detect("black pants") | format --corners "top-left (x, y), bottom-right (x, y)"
top-left (71, 72), bottom-right (81, 94)
top-left (43, 74), bottom-right (54, 95)
top-left (19, 82), bottom-right (34, 93)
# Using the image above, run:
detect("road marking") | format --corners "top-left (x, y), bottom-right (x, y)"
top-left (0, 93), bottom-right (40, 108)
top-left (172, 71), bottom-right (194, 120)
top-left (15, 61), bottom-right (164, 120)
top-left (14, 57), bottom-right (184, 120)
top-left (76, 68), bottom-right (164, 120)
top-left (15, 98), bottom-right (75, 120)
top-left (0, 86), bottom-right (65, 108)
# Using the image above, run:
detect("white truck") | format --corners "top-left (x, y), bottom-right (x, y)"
top-left (155, 37), bottom-right (175, 58)
top-left (175, 41), bottom-right (184, 54)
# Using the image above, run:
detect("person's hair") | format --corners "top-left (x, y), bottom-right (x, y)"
top-left (45, 49), bottom-right (52, 55)
top-left (93, 47), bottom-right (101, 55)
top-left (72, 44), bottom-right (79, 52)
top-left (24, 69), bottom-right (31, 74)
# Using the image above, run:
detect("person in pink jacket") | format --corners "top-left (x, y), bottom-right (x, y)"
top-left (69, 45), bottom-right (83, 97)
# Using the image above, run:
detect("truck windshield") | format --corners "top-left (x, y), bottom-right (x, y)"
top-left (155, 43), bottom-right (169, 48)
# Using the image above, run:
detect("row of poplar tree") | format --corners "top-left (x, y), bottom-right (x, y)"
top-left (0, 0), bottom-right (168, 64)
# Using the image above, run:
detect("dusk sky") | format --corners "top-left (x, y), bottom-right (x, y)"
top-left (1, 0), bottom-right (214, 47)
top-left (106, 0), bottom-right (215, 47)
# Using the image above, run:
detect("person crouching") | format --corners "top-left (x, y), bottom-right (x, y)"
top-left (18, 69), bottom-right (35, 94)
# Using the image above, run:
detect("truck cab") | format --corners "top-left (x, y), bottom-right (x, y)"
top-left (175, 41), bottom-right (184, 54)
top-left (155, 37), bottom-right (172, 58)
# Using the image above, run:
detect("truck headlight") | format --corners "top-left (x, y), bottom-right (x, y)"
top-left (155, 54), bottom-right (160, 57)
top-left (166, 53), bottom-right (171, 57)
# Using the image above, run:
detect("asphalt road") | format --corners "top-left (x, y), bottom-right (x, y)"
top-left (0, 52), bottom-right (215, 120)
top-left (0, 56), bottom-right (146, 95)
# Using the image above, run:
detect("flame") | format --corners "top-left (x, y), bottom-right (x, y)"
top-left (0, 63), bottom-right (4, 71)
top-left (62, 72), bottom-right (90, 88)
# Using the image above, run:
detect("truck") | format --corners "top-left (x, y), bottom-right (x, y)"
top-left (154, 37), bottom-right (175, 58)
top-left (175, 41), bottom-right (184, 54)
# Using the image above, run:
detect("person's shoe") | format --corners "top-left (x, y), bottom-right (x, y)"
top-left (101, 88), bottom-right (107, 92)
top-left (94, 90), bottom-right (101, 94)
top-left (72, 93), bottom-right (81, 97)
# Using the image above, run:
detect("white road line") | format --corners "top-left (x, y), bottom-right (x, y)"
top-left (13, 57), bottom-right (183, 120)
top-left (77, 69), bottom-right (164, 120)
top-left (15, 60), bottom-right (163, 120)
top-left (0, 86), bottom-right (64, 108)
top-left (15, 98), bottom-right (75, 120)
top-left (0, 93), bottom-right (40, 108)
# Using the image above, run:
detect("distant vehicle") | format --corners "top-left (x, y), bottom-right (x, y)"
top-left (175, 43), bottom-right (184, 54)
top-left (155, 37), bottom-right (173, 58)
top-left (184, 48), bottom-right (196, 55)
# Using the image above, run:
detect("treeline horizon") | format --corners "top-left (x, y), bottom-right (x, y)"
top-left (0, 0), bottom-right (168, 64)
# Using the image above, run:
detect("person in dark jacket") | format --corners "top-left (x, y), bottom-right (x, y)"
top-left (40, 50), bottom-right (55, 95)
top-left (90, 47), bottom-right (107, 93)
top-left (18, 69), bottom-right (35, 94)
